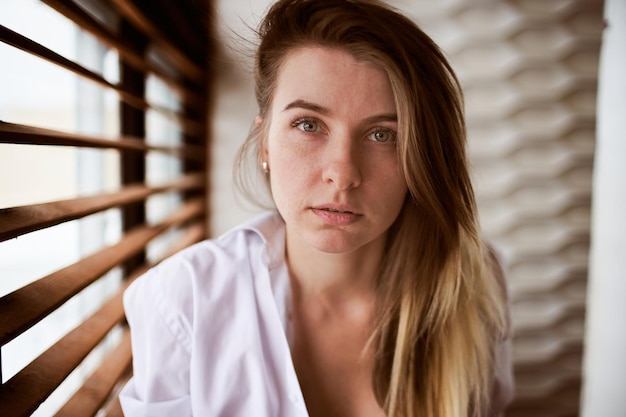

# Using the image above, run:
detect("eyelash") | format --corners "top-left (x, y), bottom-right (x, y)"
top-left (291, 117), bottom-right (320, 132)
top-left (289, 116), bottom-right (397, 143)
top-left (368, 128), bottom-right (397, 143)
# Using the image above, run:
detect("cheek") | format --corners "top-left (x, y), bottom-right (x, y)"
top-left (267, 134), bottom-right (318, 190)
top-left (387, 182), bottom-right (408, 210)
top-left (378, 166), bottom-right (408, 213)
top-left (268, 149), bottom-right (304, 207)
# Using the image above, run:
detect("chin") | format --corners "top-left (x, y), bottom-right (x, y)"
top-left (306, 232), bottom-right (368, 255)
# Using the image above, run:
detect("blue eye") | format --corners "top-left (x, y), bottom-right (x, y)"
top-left (294, 119), bottom-right (319, 132)
top-left (368, 129), bottom-right (396, 143)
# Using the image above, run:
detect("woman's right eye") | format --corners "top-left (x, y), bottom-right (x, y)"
top-left (293, 119), bottom-right (319, 132)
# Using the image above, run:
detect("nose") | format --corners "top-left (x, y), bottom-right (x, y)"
top-left (321, 135), bottom-right (362, 190)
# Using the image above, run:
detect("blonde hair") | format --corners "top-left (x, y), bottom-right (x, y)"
top-left (235, 0), bottom-right (509, 415)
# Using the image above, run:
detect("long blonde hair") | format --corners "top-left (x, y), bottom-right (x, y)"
top-left (235, 0), bottom-right (509, 415)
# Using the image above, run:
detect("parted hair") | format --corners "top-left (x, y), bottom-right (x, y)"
top-left (235, 0), bottom-right (509, 416)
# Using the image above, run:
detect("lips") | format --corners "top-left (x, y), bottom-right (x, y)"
top-left (319, 207), bottom-right (354, 214)
top-left (310, 204), bottom-right (362, 226)
top-left (311, 204), bottom-right (361, 215)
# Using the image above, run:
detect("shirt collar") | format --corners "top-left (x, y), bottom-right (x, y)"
top-left (234, 210), bottom-right (286, 270)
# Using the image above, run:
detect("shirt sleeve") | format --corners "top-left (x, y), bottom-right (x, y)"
top-left (485, 245), bottom-right (516, 416)
top-left (488, 334), bottom-right (515, 416)
top-left (119, 259), bottom-right (194, 417)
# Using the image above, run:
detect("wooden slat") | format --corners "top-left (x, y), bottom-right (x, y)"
top-left (53, 331), bottom-right (132, 417)
top-left (0, 198), bottom-right (204, 347)
top-left (0, 25), bottom-right (202, 134)
top-left (148, 103), bottom-right (205, 138)
top-left (107, 0), bottom-right (204, 84)
top-left (167, 222), bottom-right (206, 255)
top-left (152, 0), bottom-right (206, 55)
top-left (0, 320), bottom-right (131, 417)
top-left (0, 276), bottom-right (136, 417)
top-left (41, 0), bottom-right (204, 107)
top-left (87, 366), bottom-right (132, 417)
top-left (0, 172), bottom-right (204, 242)
top-left (101, 380), bottom-right (127, 417)
top-left (0, 23), bottom-right (145, 111)
top-left (0, 221), bottom-right (205, 416)
top-left (0, 121), bottom-right (205, 160)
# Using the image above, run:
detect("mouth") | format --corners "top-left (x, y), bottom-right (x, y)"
top-left (311, 206), bottom-right (361, 225)
top-left (311, 204), bottom-right (362, 216)
top-left (318, 207), bottom-right (354, 214)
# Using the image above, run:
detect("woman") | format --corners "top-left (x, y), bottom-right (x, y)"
top-left (119, 0), bottom-right (514, 416)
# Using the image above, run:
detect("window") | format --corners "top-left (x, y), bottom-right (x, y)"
top-left (0, 0), bottom-right (212, 414)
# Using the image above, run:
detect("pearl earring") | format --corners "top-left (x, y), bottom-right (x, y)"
top-left (262, 161), bottom-right (269, 174)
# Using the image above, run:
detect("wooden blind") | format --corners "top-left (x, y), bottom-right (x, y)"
top-left (0, 0), bottom-right (213, 415)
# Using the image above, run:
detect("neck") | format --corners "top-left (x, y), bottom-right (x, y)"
top-left (285, 231), bottom-right (385, 308)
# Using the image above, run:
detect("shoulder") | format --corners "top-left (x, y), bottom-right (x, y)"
top-left (123, 211), bottom-right (285, 322)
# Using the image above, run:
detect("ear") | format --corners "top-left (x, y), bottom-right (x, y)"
top-left (255, 115), bottom-right (269, 162)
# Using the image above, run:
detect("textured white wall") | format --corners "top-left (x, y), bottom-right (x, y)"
top-left (582, 0), bottom-right (626, 415)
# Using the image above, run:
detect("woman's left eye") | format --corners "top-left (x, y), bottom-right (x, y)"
top-left (367, 129), bottom-right (396, 143)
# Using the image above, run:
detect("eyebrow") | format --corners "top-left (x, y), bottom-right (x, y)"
top-left (283, 99), bottom-right (330, 115)
top-left (283, 99), bottom-right (397, 123)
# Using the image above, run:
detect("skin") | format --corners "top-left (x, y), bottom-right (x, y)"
top-left (261, 46), bottom-right (407, 417)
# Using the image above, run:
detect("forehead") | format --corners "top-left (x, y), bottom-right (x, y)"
top-left (271, 46), bottom-right (396, 114)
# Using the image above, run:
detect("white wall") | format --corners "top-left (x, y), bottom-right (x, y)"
top-left (582, 0), bottom-right (626, 415)
top-left (210, 0), bottom-right (273, 236)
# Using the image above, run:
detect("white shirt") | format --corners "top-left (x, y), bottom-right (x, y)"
top-left (119, 211), bottom-right (514, 416)
top-left (120, 211), bottom-right (309, 416)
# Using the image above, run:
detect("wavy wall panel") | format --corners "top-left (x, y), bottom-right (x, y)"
top-left (395, 1), bottom-right (604, 415)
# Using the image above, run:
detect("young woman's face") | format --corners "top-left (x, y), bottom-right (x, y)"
top-left (264, 46), bottom-right (407, 255)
